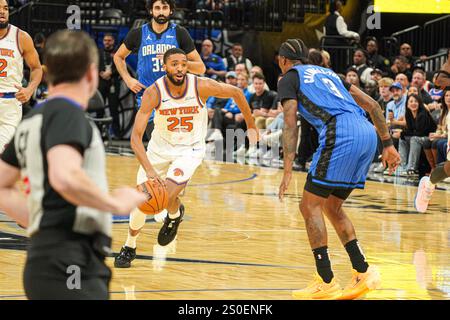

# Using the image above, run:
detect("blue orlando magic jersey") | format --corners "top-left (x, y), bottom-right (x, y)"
top-left (293, 65), bottom-right (366, 133)
top-left (137, 23), bottom-right (179, 91)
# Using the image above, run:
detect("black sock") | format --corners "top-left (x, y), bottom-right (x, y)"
top-left (345, 239), bottom-right (369, 273)
top-left (312, 246), bottom-right (334, 283)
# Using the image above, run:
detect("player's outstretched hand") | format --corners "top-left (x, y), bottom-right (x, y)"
top-left (382, 145), bottom-right (401, 175)
top-left (126, 78), bottom-right (147, 94)
top-left (278, 171), bottom-right (292, 201)
top-left (110, 187), bottom-right (147, 215)
top-left (146, 170), bottom-right (166, 188)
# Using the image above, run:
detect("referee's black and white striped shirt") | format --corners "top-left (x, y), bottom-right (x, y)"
top-left (1, 97), bottom-right (112, 241)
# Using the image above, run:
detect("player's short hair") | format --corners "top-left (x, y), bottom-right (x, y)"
top-left (146, 0), bottom-right (176, 12)
top-left (279, 39), bottom-right (309, 64)
top-left (163, 47), bottom-right (186, 64)
top-left (252, 72), bottom-right (265, 82)
top-left (44, 30), bottom-right (98, 86)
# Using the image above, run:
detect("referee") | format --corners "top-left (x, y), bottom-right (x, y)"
top-left (0, 30), bottom-right (146, 300)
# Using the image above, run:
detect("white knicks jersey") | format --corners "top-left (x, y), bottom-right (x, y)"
top-left (152, 74), bottom-right (208, 146)
top-left (0, 25), bottom-right (23, 93)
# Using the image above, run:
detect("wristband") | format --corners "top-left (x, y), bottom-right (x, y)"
top-left (382, 138), bottom-right (394, 148)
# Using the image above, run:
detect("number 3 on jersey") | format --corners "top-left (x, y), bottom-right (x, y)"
top-left (152, 57), bottom-right (162, 72)
top-left (321, 78), bottom-right (344, 99)
top-left (168, 116), bottom-right (193, 132)
top-left (0, 59), bottom-right (8, 77)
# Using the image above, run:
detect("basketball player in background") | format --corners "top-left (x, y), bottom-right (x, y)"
top-left (114, 48), bottom-right (258, 268)
top-left (0, 30), bottom-right (145, 299)
top-left (0, 0), bottom-right (42, 153)
top-left (114, 0), bottom-right (205, 138)
top-left (277, 39), bottom-right (400, 300)
top-left (114, 0), bottom-right (204, 222)
top-left (415, 49), bottom-right (450, 212)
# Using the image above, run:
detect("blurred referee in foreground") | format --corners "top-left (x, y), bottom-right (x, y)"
top-left (0, 30), bottom-right (145, 300)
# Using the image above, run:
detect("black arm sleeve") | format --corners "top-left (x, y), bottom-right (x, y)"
top-left (44, 105), bottom-right (93, 155)
top-left (342, 80), bottom-right (352, 91)
top-left (1, 138), bottom-right (19, 168)
top-left (176, 26), bottom-right (196, 54)
top-left (277, 69), bottom-right (300, 103)
top-left (123, 28), bottom-right (142, 53)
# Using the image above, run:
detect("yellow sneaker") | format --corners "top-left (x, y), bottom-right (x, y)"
top-left (338, 265), bottom-right (381, 300)
top-left (292, 274), bottom-right (342, 300)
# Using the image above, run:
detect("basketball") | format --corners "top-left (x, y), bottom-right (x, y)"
top-left (137, 180), bottom-right (168, 215)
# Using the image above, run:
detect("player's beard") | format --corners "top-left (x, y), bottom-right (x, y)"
top-left (154, 14), bottom-right (169, 24)
top-left (0, 19), bottom-right (8, 29)
top-left (167, 73), bottom-right (186, 86)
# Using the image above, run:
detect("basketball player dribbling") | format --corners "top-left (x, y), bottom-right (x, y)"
top-left (114, 0), bottom-right (205, 223)
top-left (114, 48), bottom-right (258, 268)
top-left (0, 0), bottom-right (42, 153)
top-left (415, 50), bottom-right (450, 212)
top-left (277, 39), bottom-right (400, 300)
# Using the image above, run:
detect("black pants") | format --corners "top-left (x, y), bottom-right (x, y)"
top-left (298, 116), bottom-right (319, 165)
top-left (23, 230), bottom-right (112, 300)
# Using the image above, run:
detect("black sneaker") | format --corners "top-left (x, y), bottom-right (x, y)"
top-left (114, 246), bottom-right (136, 268)
top-left (158, 204), bottom-right (185, 246)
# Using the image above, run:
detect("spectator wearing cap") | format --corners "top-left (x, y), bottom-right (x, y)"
top-left (323, 0), bottom-right (360, 46)
top-left (366, 38), bottom-right (390, 73)
top-left (370, 68), bottom-right (383, 83)
top-left (224, 43), bottom-right (253, 72)
top-left (377, 77), bottom-right (394, 114)
top-left (201, 39), bottom-right (226, 81)
top-left (386, 82), bottom-right (407, 135)
top-left (395, 73), bottom-right (410, 96)
top-left (349, 49), bottom-right (373, 87)
top-left (411, 69), bottom-right (433, 105)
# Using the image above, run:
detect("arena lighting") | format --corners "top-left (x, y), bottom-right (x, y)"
top-left (374, 0), bottom-right (450, 14)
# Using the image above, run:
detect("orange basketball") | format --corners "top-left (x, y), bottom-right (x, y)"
top-left (137, 180), bottom-right (168, 215)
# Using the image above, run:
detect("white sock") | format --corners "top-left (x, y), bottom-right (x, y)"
top-left (125, 233), bottom-right (139, 249)
top-left (168, 208), bottom-right (180, 219)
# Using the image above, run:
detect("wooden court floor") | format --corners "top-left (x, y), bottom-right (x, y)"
top-left (0, 155), bottom-right (449, 300)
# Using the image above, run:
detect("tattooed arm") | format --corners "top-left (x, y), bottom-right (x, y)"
top-left (349, 85), bottom-right (401, 174)
top-left (279, 99), bottom-right (298, 200)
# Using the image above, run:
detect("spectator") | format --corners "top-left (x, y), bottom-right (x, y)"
top-left (426, 89), bottom-right (449, 168)
top-left (323, 0), bottom-right (359, 46)
top-left (321, 50), bottom-right (331, 68)
top-left (365, 37), bottom-right (390, 73)
top-left (345, 67), bottom-right (360, 88)
top-left (364, 80), bottom-right (379, 101)
top-left (411, 69), bottom-right (433, 105)
top-left (386, 82), bottom-right (407, 149)
top-left (408, 86), bottom-right (419, 96)
top-left (377, 77), bottom-right (394, 113)
top-left (235, 63), bottom-right (249, 78)
top-left (350, 49), bottom-right (373, 87)
top-left (249, 73), bottom-right (278, 130)
top-left (237, 73), bottom-right (252, 101)
top-left (98, 33), bottom-right (121, 137)
top-left (398, 94), bottom-right (437, 175)
top-left (248, 65), bottom-right (270, 93)
top-left (201, 39), bottom-right (226, 81)
top-left (308, 49), bottom-right (325, 67)
top-left (370, 68), bottom-right (383, 83)
top-left (33, 32), bottom-right (46, 63)
top-left (399, 42), bottom-right (426, 66)
top-left (224, 43), bottom-right (253, 72)
top-left (390, 56), bottom-right (412, 81)
top-left (427, 87), bottom-right (444, 123)
top-left (395, 73), bottom-right (410, 96)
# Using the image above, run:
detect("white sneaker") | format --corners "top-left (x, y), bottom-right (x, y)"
top-left (234, 145), bottom-right (246, 157)
top-left (372, 162), bottom-right (385, 173)
top-left (154, 209), bottom-right (168, 223)
top-left (247, 146), bottom-right (261, 158)
top-left (414, 176), bottom-right (435, 213)
top-left (205, 129), bottom-right (223, 142)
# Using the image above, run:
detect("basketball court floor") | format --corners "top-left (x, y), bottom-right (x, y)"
top-left (0, 153), bottom-right (449, 300)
